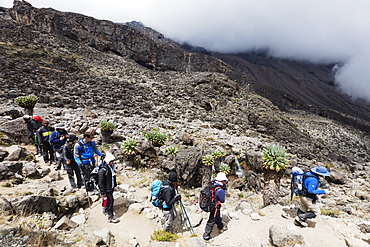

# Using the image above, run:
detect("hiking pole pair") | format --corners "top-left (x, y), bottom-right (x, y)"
top-left (176, 189), bottom-right (194, 234)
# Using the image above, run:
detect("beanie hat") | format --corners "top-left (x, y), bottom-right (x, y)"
top-left (169, 171), bottom-right (178, 182)
top-left (67, 134), bottom-right (78, 143)
top-left (104, 151), bottom-right (115, 164)
top-left (23, 115), bottom-right (31, 120)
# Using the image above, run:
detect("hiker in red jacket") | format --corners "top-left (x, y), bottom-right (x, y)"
top-left (23, 115), bottom-right (42, 155)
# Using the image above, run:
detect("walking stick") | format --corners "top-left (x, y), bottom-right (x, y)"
top-left (179, 200), bottom-right (195, 234)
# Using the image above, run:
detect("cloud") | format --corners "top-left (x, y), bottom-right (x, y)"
top-left (1, 0), bottom-right (370, 101)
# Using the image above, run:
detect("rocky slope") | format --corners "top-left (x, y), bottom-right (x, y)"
top-left (0, 1), bottom-right (369, 246)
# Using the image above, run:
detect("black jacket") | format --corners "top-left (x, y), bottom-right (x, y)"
top-left (37, 126), bottom-right (54, 145)
top-left (161, 180), bottom-right (178, 210)
top-left (98, 164), bottom-right (117, 195)
top-left (62, 143), bottom-right (77, 164)
top-left (25, 120), bottom-right (42, 138)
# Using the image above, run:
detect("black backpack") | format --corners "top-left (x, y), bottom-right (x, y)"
top-left (199, 181), bottom-right (222, 212)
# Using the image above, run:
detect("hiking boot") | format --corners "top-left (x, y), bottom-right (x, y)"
top-left (108, 216), bottom-right (120, 223)
top-left (203, 233), bottom-right (211, 241)
top-left (219, 225), bottom-right (228, 233)
top-left (295, 216), bottom-right (308, 227)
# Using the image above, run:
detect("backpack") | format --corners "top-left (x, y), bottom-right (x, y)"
top-left (32, 116), bottom-right (43, 123)
top-left (199, 181), bottom-right (222, 212)
top-left (150, 179), bottom-right (169, 208)
top-left (290, 167), bottom-right (315, 200)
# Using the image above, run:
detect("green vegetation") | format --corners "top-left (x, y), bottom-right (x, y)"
top-left (145, 131), bottom-right (167, 146)
top-left (219, 163), bottom-right (231, 174)
top-left (14, 94), bottom-right (38, 108)
top-left (99, 120), bottom-right (115, 131)
top-left (261, 144), bottom-right (289, 172)
top-left (122, 138), bottom-right (138, 155)
top-left (150, 230), bottom-right (179, 242)
top-left (320, 208), bottom-right (340, 217)
top-left (212, 149), bottom-right (226, 158)
top-left (202, 154), bottom-right (214, 166)
top-left (1, 182), bottom-right (11, 187)
top-left (165, 146), bottom-right (178, 156)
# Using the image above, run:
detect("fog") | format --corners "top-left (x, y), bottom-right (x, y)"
top-left (1, 0), bottom-right (369, 101)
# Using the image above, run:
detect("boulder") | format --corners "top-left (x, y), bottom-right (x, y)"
top-left (0, 117), bottom-right (29, 143)
top-left (269, 224), bottom-right (305, 247)
top-left (54, 216), bottom-right (78, 230)
top-left (0, 161), bottom-right (23, 180)
top-left (21, 162), bottom-right (41, 179)
top-left (11, 195), bottom-right (58, 215)
top-left (0, 197), bottom-right (13, 214)
top-left (4, 145), bottom-right (31, 161)
top-left (0, 148), bottom-right (8, 162)
top-left (93, 228), bottom-right (113, 246)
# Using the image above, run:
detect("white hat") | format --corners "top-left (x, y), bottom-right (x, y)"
top-left (215, 172), bottom-right (228, 181)
top-left (54, 123), bottom-right (66, 129)
top-left (104, 151), bottom-right (115, 164)
top-left (23, 115), bottom-right (31, 120)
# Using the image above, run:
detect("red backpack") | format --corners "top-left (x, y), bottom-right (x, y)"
top-left (32, 116), bottom-right (43, 123)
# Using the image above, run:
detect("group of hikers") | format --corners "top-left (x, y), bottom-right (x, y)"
top-left (23, 115), bottom-right (331, 240)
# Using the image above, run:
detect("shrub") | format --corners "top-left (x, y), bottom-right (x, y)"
top-left (261, 144), bottom-right (289, 172)
top-left (212, 149), bottom-right (226, 158)
top-left (320, 208), bottom-right (340, 217)
top-left (145, 131), bottom-right (167, 146)
top-left (219, 163), bottom-right (231, 174)
top-left (99, 120), bottom-right (115, 131)
top-left (122, 138), bottom-right (138, 155)
top-left (14, 94), bottom-right (38, 107)
top-left (165, 146), bottom-right (178, 156)
top-left (150, 230), bottom-right (179, 242)
top-left (202, 154), bottom-right (214, 166)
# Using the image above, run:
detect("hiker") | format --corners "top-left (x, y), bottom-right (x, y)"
top-left (98, 152), bottom-right (119, 223)
top-left (62, 134), bottom-right (83, 189)
top-left (161, 171), bottom-right (181, 232)
top-left (37, 120), bottom-right (55, 164)
top-left (74, 132), bottom-right (104, 191)
top-left (49, 123), bottom-right (69, 170)
top-left (203, 172), bottom-right (228, 241)
top-left (295, 166), bottom-right (330, 227)
top-left (23, 115), bottom-right (42, 155)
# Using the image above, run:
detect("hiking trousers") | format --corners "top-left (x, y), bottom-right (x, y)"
top-left (105, 192), bottom-right (114, 219)
top-left (204, 207), bottom-right (223, 236)
top-left (298, 196), bottom-right (320, 221)
top-left (41, 143), bottom-right (54, 163)
top-left (163, 207), bottom-right (177, 232)
top-left (63, 162), bottom-right (83, 189)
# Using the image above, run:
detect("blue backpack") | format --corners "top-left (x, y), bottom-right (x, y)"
top-left (290, 167), bottom-right (314, 200)
top-left (150, 179), bottom-right (169, 208)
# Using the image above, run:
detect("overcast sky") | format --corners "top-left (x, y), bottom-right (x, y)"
top-left (1, 0), bottom-right (370, 101)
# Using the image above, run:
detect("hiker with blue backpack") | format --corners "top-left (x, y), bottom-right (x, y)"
top-left (74, 132), bottom-right (104, 191)
top-left (203, 172), bottom-right (228, 241)
top-left (49, 123), bottom-right (69, 170)
top-left (293, 166), bottom-right (330, 227)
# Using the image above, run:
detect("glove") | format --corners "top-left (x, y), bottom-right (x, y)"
top-left (323, 189), bottom-right (330, 195)
top-left (175, 194), bottom-right (181, 201)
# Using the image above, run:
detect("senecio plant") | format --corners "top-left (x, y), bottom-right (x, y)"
top-left (261, 144), bottom-right (289, 172)
top-left (145, 130), bottom-right (167, 146)
top-left (99, 120), bottom-right (115, 131)
top-left (166, 146), bottom-right (178, 156)
top-left (202, 154), bottom-right (214, 166)
top-left (122, 138), bottom-right (138, 155)
top-left (212, 149), bottom-right (226, 158)
top-left (219, 163), bottom-right (231, 174)
top-left (14, 94), bottom-right (39, 107)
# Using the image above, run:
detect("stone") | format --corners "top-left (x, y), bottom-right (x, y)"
top-left (11, 195), bottom-right (57, 215)
top-left (0, 197), bottom-right (12, 214)
top-left (0, 161), bottom-right (23, 180)
top-left (93, 228), bottom-right (113, 246)
top-left (4, 145), bottom-right (31, 161)
top-left (54, 216), bottom-right (78, 230)
top-left (127, 203), bottom-right (144, 214)
top-left (70, 213), bottom-right (86, 225)
top-left (269, 224), bottom-right (305, 247)
top-left (250, 213), bottom-right (261, 220)
top-left (21, 162), bottom-right (41, 179)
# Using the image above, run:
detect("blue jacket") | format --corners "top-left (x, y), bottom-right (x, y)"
top-left (73, 139), bottom-right (103, 166)
top-left (303, 172), bottom-right (326, 197)
top-left (49, 129), bottom-right (68, 149)
top-left (213, 181), bottom-right (226, 205)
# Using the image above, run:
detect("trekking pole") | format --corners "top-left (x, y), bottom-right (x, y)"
top-left (179, 200), bottom-right (195, 234)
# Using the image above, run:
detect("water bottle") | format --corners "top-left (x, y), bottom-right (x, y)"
top-left (102, 197), bottom-right (108, 207)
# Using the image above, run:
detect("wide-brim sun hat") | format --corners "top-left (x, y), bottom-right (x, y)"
top-left (215, 172), bottom-right (228, 181)
top-left (311, 166), bottom-right (330, 176)
top-left (104, 151), bottom-right (115, 164)
top-left (54, 123), bottom-right (66, 129)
